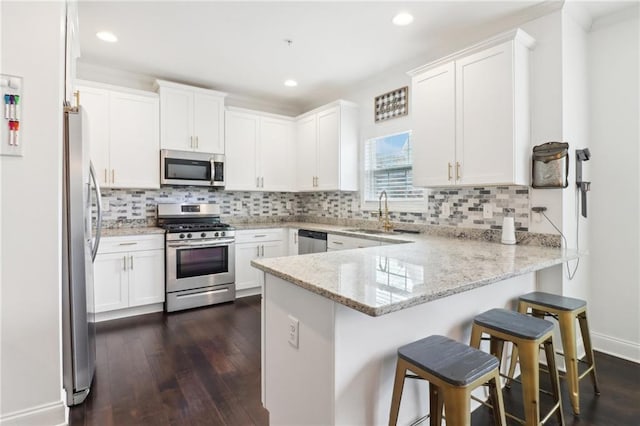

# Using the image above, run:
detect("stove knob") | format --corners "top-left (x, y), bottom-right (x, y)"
top-left (214, 232), bottom-right (220, 237)
top-left (221, 231), bottom-right (226, 237)
top-left (187, 233), bottom-right (192, 239)
top-left (201, 233), bottom-right (206, 238)
top-left (179, 234), bottom-right (185, 239)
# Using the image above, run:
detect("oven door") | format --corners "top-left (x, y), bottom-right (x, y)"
top-left (166, 238), bottom-right (235, 292)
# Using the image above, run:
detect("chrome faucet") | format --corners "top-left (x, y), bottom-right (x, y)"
top-left (378, 190), bottom-right (393, 232)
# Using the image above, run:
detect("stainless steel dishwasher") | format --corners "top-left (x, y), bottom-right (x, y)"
top-left (298, 229), bottom-right (327, 254)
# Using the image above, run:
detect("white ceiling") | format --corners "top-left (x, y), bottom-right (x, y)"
top-left (77, 1), bottom-right (631, 112)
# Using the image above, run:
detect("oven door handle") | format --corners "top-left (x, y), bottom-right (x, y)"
top-left (167, 239), bottom-right (235, 249)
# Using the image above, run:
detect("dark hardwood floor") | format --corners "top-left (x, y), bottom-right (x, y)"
top-left (70, 296), bottom-right (268, 426)
top-left (71, 296), bottom-right (639, 425)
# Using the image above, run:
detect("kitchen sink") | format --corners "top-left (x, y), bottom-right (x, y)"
top-left (343, 228), bottom-right (388, 235)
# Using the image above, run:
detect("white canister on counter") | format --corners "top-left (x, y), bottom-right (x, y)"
top-left (501, 216), bottom-right (516, 245)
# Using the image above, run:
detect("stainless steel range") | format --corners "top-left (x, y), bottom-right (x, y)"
top-left (158, 203), bottom-right (235, 312)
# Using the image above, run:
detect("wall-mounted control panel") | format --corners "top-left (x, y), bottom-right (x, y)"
top-left (1, 74), bottom-right (23, 157)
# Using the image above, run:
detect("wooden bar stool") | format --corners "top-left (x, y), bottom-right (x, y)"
top-left (470, 309), bottom-right (564, 426)
top-left (389, 335), bottom-right (506, 426)
top-left (506, 292), bottom-right (600, 415)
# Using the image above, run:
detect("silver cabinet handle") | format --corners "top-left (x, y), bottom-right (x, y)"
top-left (456, 161), bottom-right (461, 180)
top-left (254, 234), bottom-right (267, 238)
top-left (104, 169), bottom-right (108, 184)
top-left (111, 169), bottom-right (115, 184)
top-left (123, 255), bottom-right (127, 271)
top-left (294, 233), bottom-right (297, 244)
top-left (256, 177), bottom-right (260, 188)
top-left (447, 163), bottom-right (452, 181)
top-left (195, 136), bottom-right (199, 148)
top-left (261, 177), bottom-right (264, 188)
top-left (261, 245), bottom-right (264, 256)
top-left (332, 241), bottom-right (344, 245)
top-left (190, 136), bottom-right (193, 148)
top-left (119, 242), bottom-right (137, 246)
top-left (130, 255), bottom-right (134, 270)
top-left (256, 246), bottom-right (260, 256)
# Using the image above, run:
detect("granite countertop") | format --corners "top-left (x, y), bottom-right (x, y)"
top-left (101, 227), bottom-right (165, 237)
top-left (251, 235), bottom-right (578, 317)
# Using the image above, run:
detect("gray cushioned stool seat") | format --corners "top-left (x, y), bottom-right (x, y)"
top-left (520, 291), bottom-right (587, 311)
top-left (397, 335), bottom-right (499, 387)
top-left (473, 308), bottom-right (554, 340)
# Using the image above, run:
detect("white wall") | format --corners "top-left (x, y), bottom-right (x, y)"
top-left (587, 6), bottom-right (640, 362)
top-left (0, 2), bottom-right (67, 425)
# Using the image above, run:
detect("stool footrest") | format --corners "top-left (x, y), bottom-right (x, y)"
top-left (500, 373), bottom-right (555, 397)
top-left (470, 395), bottom-right (526, 425)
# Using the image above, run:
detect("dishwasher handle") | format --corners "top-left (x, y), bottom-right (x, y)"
top-left (298, 229), bottom-right (327, 241)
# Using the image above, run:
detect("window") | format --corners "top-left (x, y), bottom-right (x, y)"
top-left (364, 131), bottom-right (423, 202)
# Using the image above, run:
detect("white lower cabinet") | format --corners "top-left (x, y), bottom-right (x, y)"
top-left (327, 234), bottom-right (380, 251)
top-left (94, 235), bottom-right (165, 315)
top-left (235, 229), bottom-right (285, 293)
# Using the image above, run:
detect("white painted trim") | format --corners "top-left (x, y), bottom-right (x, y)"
top-left (236, 287), bottom-right (262, 298)
top-left (0, 400), bottom-right (66, 426)
top-left (153, 79), bottom-right (228, 97)
top-left (563, 1), bottom-right (593, 32)
top-left (295, 99), bottom-right (359, 120)
top-left (94, 303), bottom-right (163, 322)
top-left (592, 332), bottom-right (640, 364)
top-left (590, 3), bottom-right (640, 32)
top-left (225, 106), bottom-right (295, 121)
top-left (74, 79), bottom-right (158, 98)
top-left (407, 28), bottom-right (536, 76)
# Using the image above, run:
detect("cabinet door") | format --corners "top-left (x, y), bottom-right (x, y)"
top-left (109, 92), bottom-right (160, 188)
top-left (260, 117), bottom-right (293, 191)
top-left (128, 249), bottom-right (165, 307)
top-left (78, 85), bottom-right (111, 187)
top-left (193, 92), bottom-right (225, 154)
top-left (411, 62), bottom-right (456, 187)
top-left (258, 241), bottom-right (285, 287)
top-left (296, 115), bottom-right (317, 191)
top-left (316, 106), bottom-right (340, 190)
top-left (235, 242), bottom-right (261, 291)
top-left (456, 42), bottom-right (514, 185)
top-left (160, 86), bottom-right (194, 151)
top-left (225, 111), bottom-right (259, 190)
top-left (94, 252), bottom-right (129, 313)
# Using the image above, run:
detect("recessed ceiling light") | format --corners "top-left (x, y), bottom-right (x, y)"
top-left (284, 79), bottom-right (298, 87)
top-left (96, 31), bottom-right (118, 43)
top-left (392, 12), bottom-right (414, 26)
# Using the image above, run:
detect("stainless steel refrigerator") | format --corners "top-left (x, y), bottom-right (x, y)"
top-left (61, 105), bottom-right (103, 406)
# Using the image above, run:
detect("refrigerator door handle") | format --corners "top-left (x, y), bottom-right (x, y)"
top-left (90, 161), bottom-right (103, 262)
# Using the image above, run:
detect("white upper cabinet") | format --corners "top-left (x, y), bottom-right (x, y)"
top-left (76, 81), bottom-right (159, 189)
top-left (295, 101), bottom-right (359, 192)
top-left (156, 80), bottom-right (226, 154)
top-left (408, 29), bottom-right (535, 187)
top-left (225, 108), bottom-right (294, 192)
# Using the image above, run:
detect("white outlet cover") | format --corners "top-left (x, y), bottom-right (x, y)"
top-left (442, 202), bottom-right (450, 217)
top-left (235, 201), bottom-right (242, 210)
top-left (483, 204), bottom-right (493, 219)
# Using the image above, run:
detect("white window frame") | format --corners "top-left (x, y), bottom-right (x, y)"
top-left (360, 130), bottom-right (427, 213)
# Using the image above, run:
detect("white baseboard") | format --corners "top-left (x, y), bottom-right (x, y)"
top-left (0, 400), bottom-right (66, 426)
top-left (592, 332), bottom-right (640, 363)
top-left (236, 287), bottom-right (262, 298)
top-left (95, 303), bottom-right (164, 322)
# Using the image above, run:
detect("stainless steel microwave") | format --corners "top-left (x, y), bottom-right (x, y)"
top-left (160, 149), bottom-right (225, 187)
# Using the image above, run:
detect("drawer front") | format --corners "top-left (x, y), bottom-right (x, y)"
top-left (328, 234), bottom-right (379, 250)
top-left (98, 234), bottom-right (165, 254)
top-left (235, 228), bottom-right (284, 244)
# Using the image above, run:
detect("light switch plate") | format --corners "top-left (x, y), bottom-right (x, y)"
top-left (442, 202), bottom-right (450, 217)
top-left (483, 204), bottom-right (493, 219)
